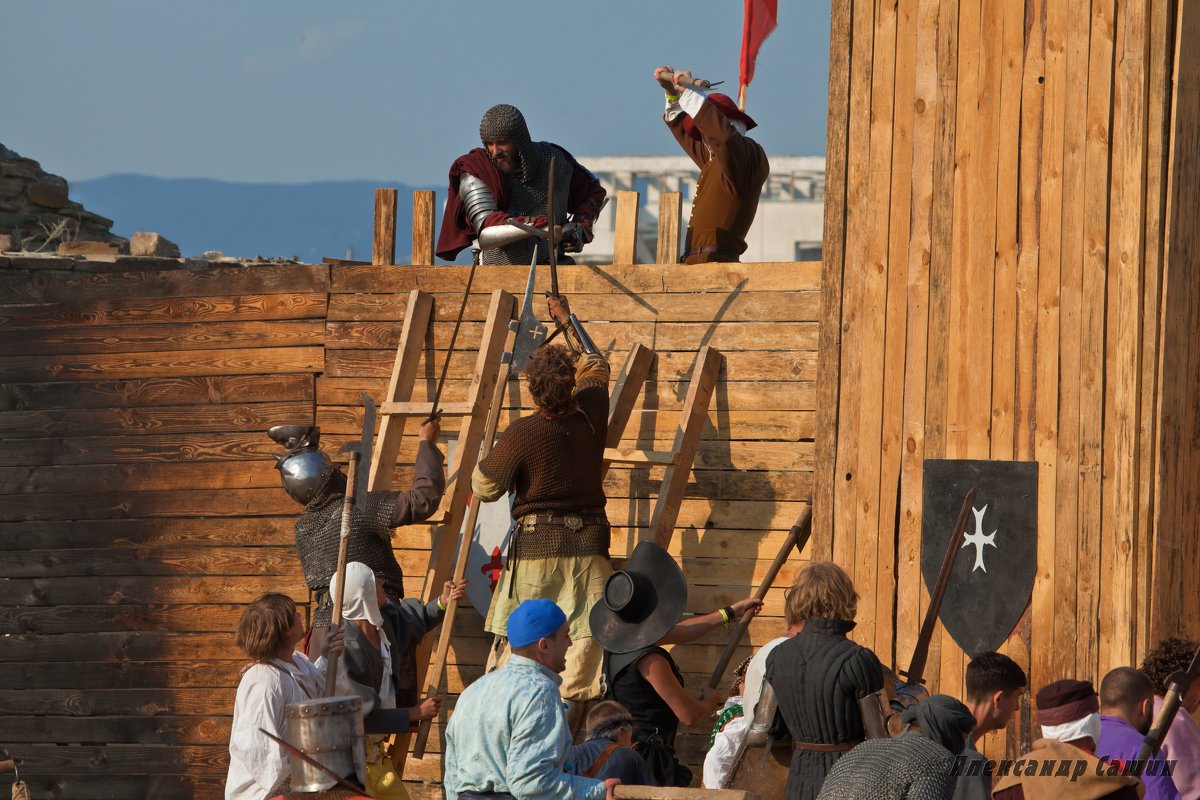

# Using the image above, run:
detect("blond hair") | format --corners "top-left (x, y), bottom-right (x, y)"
top-left (785, 561), bottom-right (859, 623)
top-left (236, 593), bottom-right (297, 662)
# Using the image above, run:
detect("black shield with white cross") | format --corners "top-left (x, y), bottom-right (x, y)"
top-left (921, 459), bottom-right (1037, 657)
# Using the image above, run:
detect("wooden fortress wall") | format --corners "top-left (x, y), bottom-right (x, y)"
top-left (816, 0), bottom-right (1200, 756)
top-left (0, 245), bottom-right (819, 796)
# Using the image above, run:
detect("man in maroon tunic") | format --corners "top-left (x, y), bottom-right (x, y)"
top-left (436, 104), bottom-right (606, 265)
top-left (653, 66), bottom-right (770, 264)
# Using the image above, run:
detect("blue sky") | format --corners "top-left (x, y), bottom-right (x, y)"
top-left (3, 1), bottom-right (831, 186)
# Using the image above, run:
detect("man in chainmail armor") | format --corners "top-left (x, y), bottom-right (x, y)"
top-left (436, 104), bottom-right (607, 265)
top-left (814, 695), bottom-right (976, 800)
top-left (469, 295), bottom-right (611, 727)
top-left (268, 418), bottom-right (445, 628)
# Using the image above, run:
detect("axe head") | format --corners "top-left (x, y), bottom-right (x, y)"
top-left (337, 392), bottom-right (375, 497)
top-left (510, 247), bottom-right (548, 374)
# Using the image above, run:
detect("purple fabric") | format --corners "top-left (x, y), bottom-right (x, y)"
top-left (1095, 714), bottom-right (1180, 800)
top-left (1154, 695), bottom-right (1200, 798)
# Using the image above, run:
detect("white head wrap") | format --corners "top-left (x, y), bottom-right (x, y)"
top-left (329, 561), bottom-right (384, 629)
top-left (1041, 712), bottom-right (1102, 745)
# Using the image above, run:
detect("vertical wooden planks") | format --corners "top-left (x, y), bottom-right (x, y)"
top-left (1101, 0), bottom-right (1150, 671)
top-left (374, 188), bottom-right (398, 266)
top-left (853, 0), bottom-right (898, 654)
top-left (1078, 0), bottom-right (1115, 682)
top-left (1134, 0), bottom-right (1173, 658)
top-left (411, 190), bottom-right (436, 266)
top-left (992, 0), bottom-right (1027, 756)
top-left (896, 0), bottom-right (940, 682)
top-left (1031, 0), bottom-right (1066, 703)
top-left (612, 190), bottom-right (640, 266)
top-left (1011, 0), bottom-right (1045, 753)
top-left (1051, 0), bottom-right (1090, 684)
top-left (1152, 0), bottom-right (1200, 643)
top-left (920, 0), bottom-right (960, 694)
top-left (814, 0), bottom-right (855, 561)
top-left (876, 0), bottom-right (917, 663)
top-left (656, 191), bottom-right (682, 265)
top-left (832, 0), bottom-right (877, 589)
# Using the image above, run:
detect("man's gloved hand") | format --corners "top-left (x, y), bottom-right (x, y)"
top-left (560, 221), bottom-right (593, 253)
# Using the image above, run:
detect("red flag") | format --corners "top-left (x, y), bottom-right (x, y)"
top-left (739, 0), bottom-right (778, 90)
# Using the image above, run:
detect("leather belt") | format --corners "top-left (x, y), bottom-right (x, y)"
top-left (682, 246), bottom-right (739, 261)
top-left (793, 740), bottom-right (862, 752)
top-left (520, 511), bottom-right (608, 530)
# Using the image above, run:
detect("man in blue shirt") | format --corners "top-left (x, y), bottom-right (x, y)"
top-left (1096, 666), bottom-right (1180, 800)
top-left (444, 599), bottom-right (619, 800)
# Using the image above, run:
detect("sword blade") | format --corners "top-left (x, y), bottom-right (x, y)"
top-left (546, 157), bottom-right (559, 298)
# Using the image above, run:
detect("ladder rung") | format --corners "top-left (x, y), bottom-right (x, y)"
top-left (380, 401), bottom-right (475, 417)
top-left (604, 447), bottom-right (678, 466)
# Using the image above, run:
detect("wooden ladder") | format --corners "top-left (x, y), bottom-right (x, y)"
top-left (604, 345), bottom-right (723, 549)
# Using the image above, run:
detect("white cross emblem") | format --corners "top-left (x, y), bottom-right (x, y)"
top-left (961, 505), bottom-right (997, 573)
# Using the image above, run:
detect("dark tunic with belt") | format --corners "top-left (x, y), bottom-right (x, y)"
top-left (602, 646), bottom-right (691, 787)
top-left (764, 617), bottom-right (885, 800)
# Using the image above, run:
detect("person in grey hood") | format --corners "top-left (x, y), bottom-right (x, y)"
top-left (815, 694), bottom-right (976, 800)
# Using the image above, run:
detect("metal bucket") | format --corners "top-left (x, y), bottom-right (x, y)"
top-left (285, 695), bottom-right (365, 792)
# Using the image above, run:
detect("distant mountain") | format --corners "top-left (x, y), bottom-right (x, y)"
top-left (72, 174), bottom-right (457, 263)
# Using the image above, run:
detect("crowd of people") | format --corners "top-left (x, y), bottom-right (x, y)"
top-left (223, 70), bottom-right (1200, 800)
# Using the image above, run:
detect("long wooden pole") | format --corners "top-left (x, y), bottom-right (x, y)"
top-left (707, 502), bottom-right (813, 690)
top-left (412, 348), bottom-right (515, 757)
top-left (324, 453), bottom-right (360, 696)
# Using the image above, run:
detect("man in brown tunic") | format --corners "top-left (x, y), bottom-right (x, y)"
top-left (654, 66), bottom-right (771, 264)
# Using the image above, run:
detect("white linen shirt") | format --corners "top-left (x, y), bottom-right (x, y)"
top-left (225, 653), bottom-right (324, 800)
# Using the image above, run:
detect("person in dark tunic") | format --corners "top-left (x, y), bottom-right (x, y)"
top-left (566, 701), bottom-right (657, 786)
top-left (473, 296), bottom-right (612, 719)
top-left (590, 541), bottom-right (762, 787)
top-left (764, 561), bottom-right (886, 800)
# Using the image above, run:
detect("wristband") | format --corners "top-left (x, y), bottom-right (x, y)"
top-left (722, 605), bottom-right (736, 624)
top-left (437, 598), bottom-right (447, 611)
top-left (665, 92), bottom-right (680, 102)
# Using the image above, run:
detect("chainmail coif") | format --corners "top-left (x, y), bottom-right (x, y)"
top-left (479, 104), bottom-right (531, 149)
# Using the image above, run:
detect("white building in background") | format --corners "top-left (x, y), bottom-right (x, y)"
top-left (575, 155), bottom-right (825, 264)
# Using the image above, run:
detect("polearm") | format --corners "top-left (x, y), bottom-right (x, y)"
top-left (1135, 643), bottom-right (1200, 763)
top-left (325, 393), bottom-right (376, 696)
top-left (899, 487), bottom-right (976, 686)
top-left (706, 502), bottom-right (813, 690)
top-left (412, 250), bottom-right (539, 758)
top-left (424, 261), bottom-right (479, 424)
top-left (542, 158), bottom-right (597, 354)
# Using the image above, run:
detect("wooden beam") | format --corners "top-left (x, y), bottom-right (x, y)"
top-left (368, 290), bottom-right (433, 490)
top-left (379, 401), bottom-right (474, 417)
top-left (656, 191), bottom-right (682, 264)
top-left (373, 188), bottom-right (398, 266)
top-left (412, 190), bottom-right (436, 266)
top-left (613, 190), bottom-right (640, 265)
top-left (606, 343), bottom-right (656, 450)
top-left (813, 0), bottom-right (853, 561)
top-left (604, 448), bottom-right (679, 466)
top-left (649, 346), bottom-right (722, 547)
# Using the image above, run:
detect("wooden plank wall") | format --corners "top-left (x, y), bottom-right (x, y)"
top-left (316, 258), bottom-right (820, 790)
top-left (0, 259), bottom-right (327, 798)
top-left (0, 250), bottom-right (819, 796)
top-left (817, 0), bottom-right (1196, 758)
